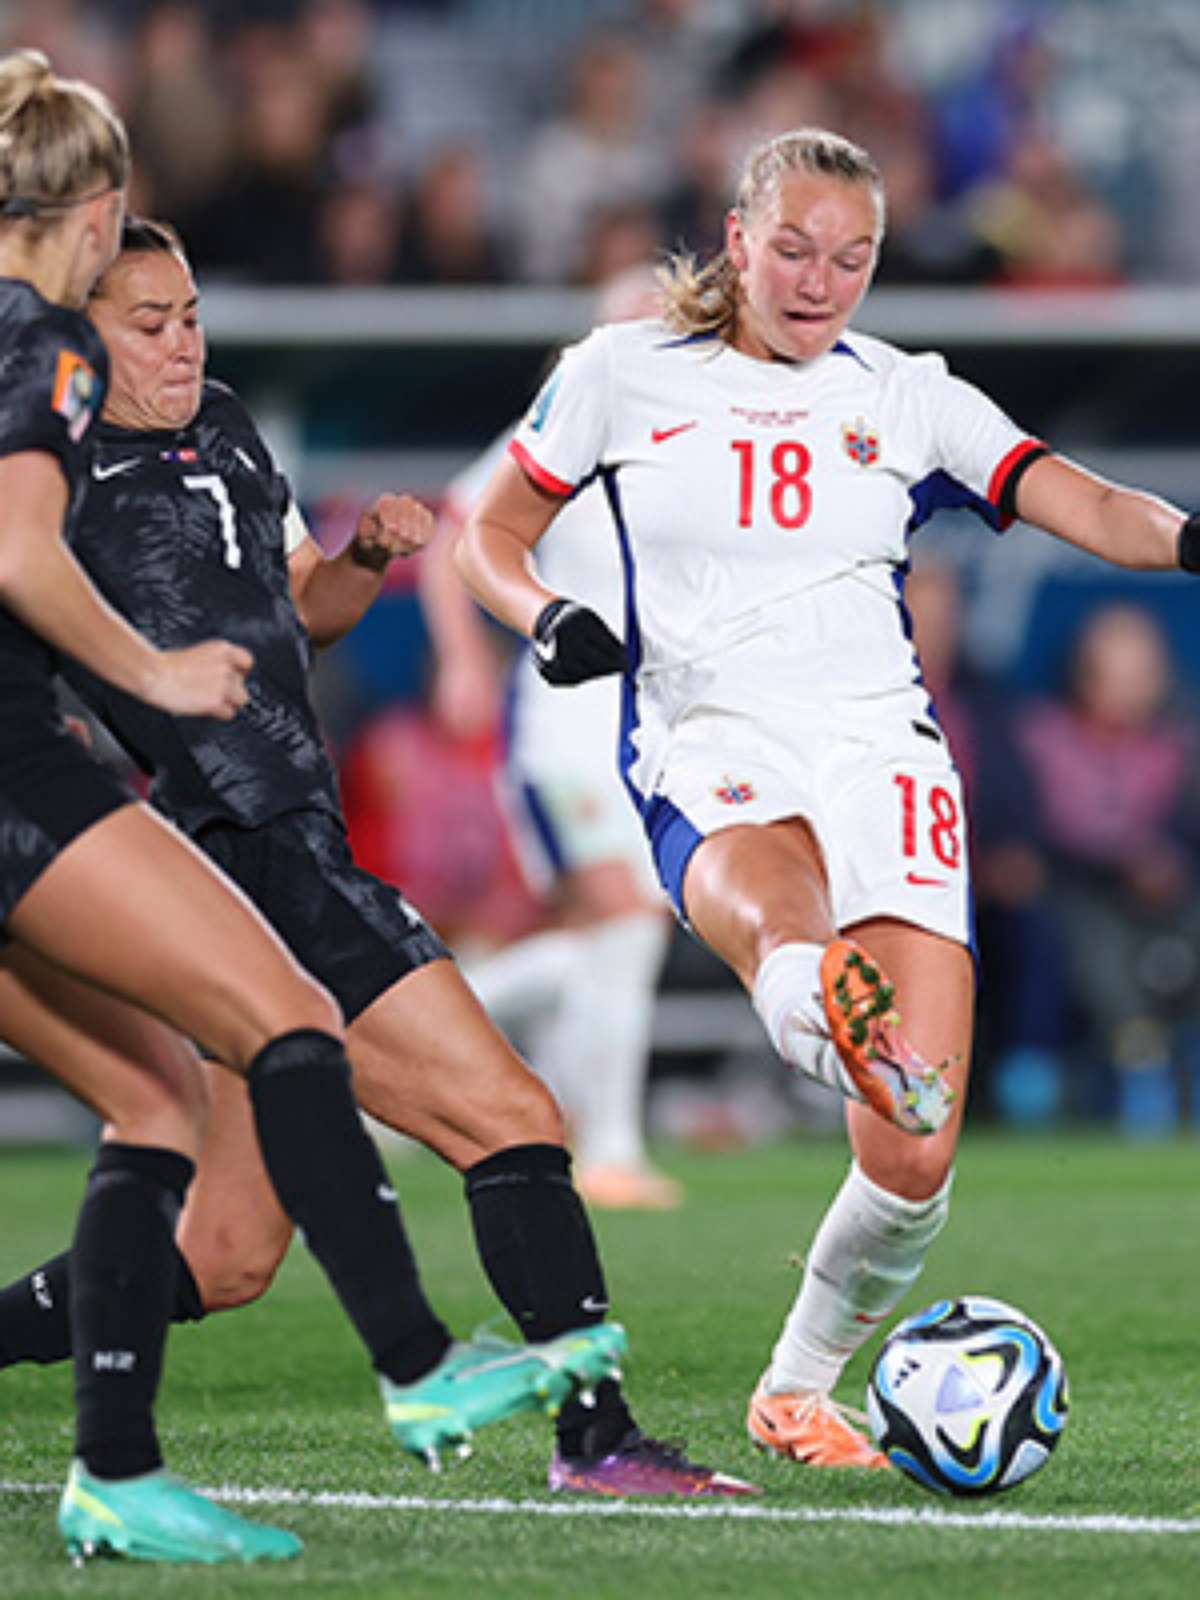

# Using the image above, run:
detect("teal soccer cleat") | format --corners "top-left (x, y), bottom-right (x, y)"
top-left (57, 1460), bottom-right (302, 1565)
top-left (382, 1321), bottom-right (628, 1468)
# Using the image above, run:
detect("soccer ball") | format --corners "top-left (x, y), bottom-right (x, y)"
top-left (866, 1296), bottom-right (1069, 1496)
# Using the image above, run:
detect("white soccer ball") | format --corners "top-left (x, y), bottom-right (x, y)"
top-left (866, 1296), bottom-right (1069, 1496)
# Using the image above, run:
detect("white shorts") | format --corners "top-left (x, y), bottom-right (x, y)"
top-left (501, 654), bottom-right (660, 897)
top-left (638, 700), bottom-right (972, 948)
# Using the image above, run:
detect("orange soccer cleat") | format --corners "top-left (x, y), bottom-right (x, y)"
top-left (747, 1383), bottom-right (890, 1469)
top-left (577, 1164), bottom-right (684, 1211)
top-left (820, 939), bottom-right (953, 1135)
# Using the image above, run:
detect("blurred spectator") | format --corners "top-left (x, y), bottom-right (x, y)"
top-left (657, 98), bottom-right (740, 262)
top-left (125, 3), bottom-right (236, 238)
top-left (510, 31), bottom-right (667, 282)
top-left (189, 37), bottom-right (331, 280)
top-left (906, 559), bottom-right (1070, 1126)
top-left (1018, 604), bottom-right (1200, 1134)
top-left (398, 142), bottom-right (507, 284)
top-left (0, 0), bottom-right (125, 100)
top-left (929, 9), bottom-right (1052, 203)
top-left (314, 173), bottom-right (405, 284)
top-left (340, 709), bottom-right (545, 950)
top-left (574, 200), bottom-right (663, 287)
top-left (873, 126), bottom-right (1002, 286)
top-left (299, 0), bottom-right (379, 146)
top-left (965, 130), bottom-right (1125, 289)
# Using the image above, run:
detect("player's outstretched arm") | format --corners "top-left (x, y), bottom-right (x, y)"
top-left (1015, 452), bottom-right (1188, 570)
top-left (0, 451), bottom-right (250, 719)
top-left (291, 492), bottom-right (434, 646)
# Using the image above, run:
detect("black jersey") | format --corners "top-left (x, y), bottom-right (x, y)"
top-left (0, 277), bottom-right (107, 725)
top-left (65, 379), bottom-right (341, 832)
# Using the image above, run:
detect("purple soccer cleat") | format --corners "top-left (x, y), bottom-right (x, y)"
top-left (548, 1430), bottom-right (760, 1498)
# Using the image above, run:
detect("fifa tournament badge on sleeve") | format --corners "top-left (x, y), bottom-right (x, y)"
top-left (51, 349), bottom-right (100, 442)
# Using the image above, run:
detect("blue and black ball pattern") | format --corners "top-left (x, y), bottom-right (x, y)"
top-left (867, 1295), bottom-right (1069, 1497)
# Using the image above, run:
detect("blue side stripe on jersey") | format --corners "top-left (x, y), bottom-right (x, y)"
top-left (597, 465), bottom-right (701, 914)
top-left (907, 468), bottom-right (1003, 535)
top-left (643, 794), bottom-right (705, 918)
top-left (599, 464), bottom-right (644, 806)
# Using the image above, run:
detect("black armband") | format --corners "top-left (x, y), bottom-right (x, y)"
top-left (1178, 513), bottom-right (1200, 573)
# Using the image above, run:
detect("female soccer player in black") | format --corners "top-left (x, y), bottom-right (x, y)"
top-left (0, 52), bottom-right (621, 1564)
top-left (0, 216), bottom-right (754, 1500)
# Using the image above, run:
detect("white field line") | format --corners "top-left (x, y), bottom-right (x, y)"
top-left (3, 1480), bottom-right (1198, 1536)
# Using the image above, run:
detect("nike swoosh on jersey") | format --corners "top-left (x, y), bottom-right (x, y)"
top-left (92, 458), bottom-right (139, 481)
top-left (651, 421), bottom-right (698, 444)
top-left (905, 871), bottom-right (949, 887)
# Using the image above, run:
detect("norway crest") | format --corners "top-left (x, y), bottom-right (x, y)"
top-left (842, 417), bottom-right (880, 467)
top-left (714, 776), bottom-right (756, 806)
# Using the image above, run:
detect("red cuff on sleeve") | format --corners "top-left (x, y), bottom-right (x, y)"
top-left (508, 437), bottom-right (574, 497)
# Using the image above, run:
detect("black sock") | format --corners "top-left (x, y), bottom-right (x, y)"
top-left (247, 1029), bottom-right (451, 1384)
top-left (463, 1142), bottom-right (634, 1457)
top-left (72, 1143), bottom-right (194, 1480)
top-left (0, 1204), bottom-right (205, 1372)
top-left (0, 1253), bottom-right (72, 1367)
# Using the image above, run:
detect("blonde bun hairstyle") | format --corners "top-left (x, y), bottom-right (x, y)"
top-left (0, 48), bottom-right (129, 225)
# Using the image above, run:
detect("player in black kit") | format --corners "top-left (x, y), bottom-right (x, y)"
top-left (0, 57), bottom-right (624, 1568)
top-left (0, 49), bottom-right (303, 1564)
top-left (0, 217), bottom-right (756, 1500)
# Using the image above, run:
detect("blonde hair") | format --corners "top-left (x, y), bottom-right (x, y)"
top-left (0, 49), bottom-right (129, 226)
top-left (658, 127), bottom-right (884, 338)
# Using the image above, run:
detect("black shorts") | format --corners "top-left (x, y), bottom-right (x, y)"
top-left (0, 715), bottom-right (134, 930)
top-left (194, 809), bottom-right (449, 1024)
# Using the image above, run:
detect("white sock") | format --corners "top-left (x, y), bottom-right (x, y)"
top-left (763, 1161), bottom-right (953, 1395)
top-left (538, 913), bottom-right (670, 1170)
top-left (752, 942), bottom-right (861, 1101)
top-left (458, 929), bottom-right (577, 1031)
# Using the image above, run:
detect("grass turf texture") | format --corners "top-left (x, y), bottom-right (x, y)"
top-left (0, 1132), bottom-right (1197, 1598)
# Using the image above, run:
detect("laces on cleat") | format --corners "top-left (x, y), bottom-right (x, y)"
top-left (577, 1387), bottom-right (597, 1409)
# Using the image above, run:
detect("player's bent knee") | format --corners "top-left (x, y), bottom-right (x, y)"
top-left (860, 1142), bottom-right (954, 1203)
top-left (189, 1241), bottom-right (286, 1313)
top-left (234, 972), bottom-right (345, 1063)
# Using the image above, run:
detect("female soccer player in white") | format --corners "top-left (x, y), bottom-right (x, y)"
top-left (455, 127), bottom-right (1195, 1466)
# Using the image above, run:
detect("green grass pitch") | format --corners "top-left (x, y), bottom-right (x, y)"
top-left (1, 1132), bottom-right (1197, 1598)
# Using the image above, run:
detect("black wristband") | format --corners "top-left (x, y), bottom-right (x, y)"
top-left (1179, 513), bottom-right (1200, 573)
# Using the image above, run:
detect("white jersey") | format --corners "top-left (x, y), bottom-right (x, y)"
top-left (510, 319), bottom-right (1042, 808)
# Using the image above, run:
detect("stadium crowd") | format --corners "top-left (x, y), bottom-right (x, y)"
top-left (5, 0), bottom-right (1199, 288)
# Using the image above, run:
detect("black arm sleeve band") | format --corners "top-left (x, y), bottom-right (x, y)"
top-left (995, 443), bottom-right (1051, 524)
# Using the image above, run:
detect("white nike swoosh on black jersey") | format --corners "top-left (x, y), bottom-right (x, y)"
top-left (92, 459), bottom-right (139, 481)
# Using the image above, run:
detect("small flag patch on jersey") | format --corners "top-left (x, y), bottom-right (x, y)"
top-left (51, 349), bottom-right (99, 441)
top-left (160, 447), bottom-right (199, 462)
top-left (842, 417), bottom-right (880, 466)
top-left (715, 776), bottom-right (756, 806)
